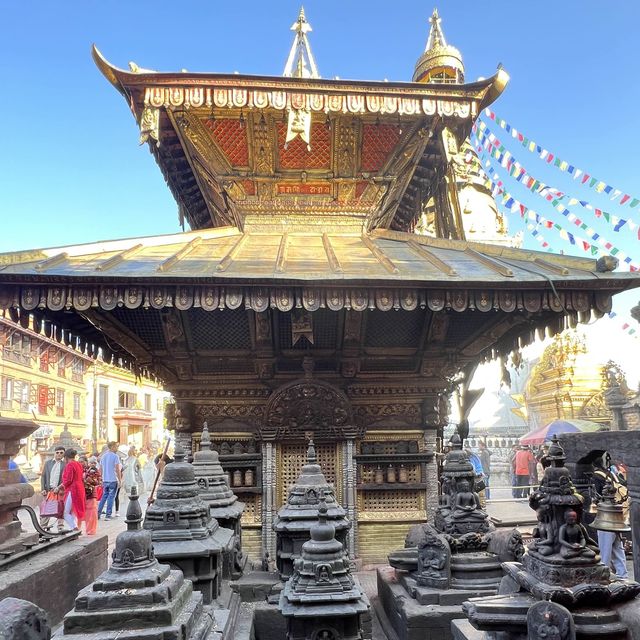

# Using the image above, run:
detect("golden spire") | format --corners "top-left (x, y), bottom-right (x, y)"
top-left (413, 8), bottom-right (464, 84)
top-left (283, 6), bottom-right (320, 79)
top-left (425, 8), bottom-right (447, 50)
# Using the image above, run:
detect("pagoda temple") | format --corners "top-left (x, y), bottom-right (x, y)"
top-left (0, 9), bottom-right (638, 564)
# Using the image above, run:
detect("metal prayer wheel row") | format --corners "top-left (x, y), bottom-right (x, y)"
top-left (231, 469), bottom-right (254, 487)
top-left (374, 464), bottom-right (409, 484)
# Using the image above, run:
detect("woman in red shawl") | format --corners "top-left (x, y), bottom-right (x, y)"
top-left (56, 448), bottom-right (86, 531)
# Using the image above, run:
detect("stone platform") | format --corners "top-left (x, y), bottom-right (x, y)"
top-left (377, 566), bottom-right (491, 640)
top-left (0, 533), bottom-right (108, 625)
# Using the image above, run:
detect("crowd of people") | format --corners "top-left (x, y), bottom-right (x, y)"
top-left (39, 442), bottom-right (169, 535)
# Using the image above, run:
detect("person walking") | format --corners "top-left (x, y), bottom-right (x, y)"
top-left (40, 445), bottom-right (66, 532)
top-left (122, 446), bottom-right (143, 512)
top-left (514, 446), bottom-right (534, 498)
top-left (81, 456), bottom-right (102, 535)
top-left (478, 441), bottom-right (492, 500)
top-left (592, 454), bottom-right (628, 578)
top-left (97, 442), bottom-right (122, 520)
top-left (56, 449), bottom-right (85, 532)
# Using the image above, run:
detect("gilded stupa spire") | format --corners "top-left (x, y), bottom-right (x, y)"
top-left (283, 6), bottom-right (320, 79)
top-left (425, 8), bottom-right (447, 50)
top-left (413, 8), bottom-right (464, 84)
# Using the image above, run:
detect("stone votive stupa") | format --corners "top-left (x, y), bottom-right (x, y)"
top-left (379, 433), bottom-right (524, 640)
top-left (273, 439), bottom-right (351, 580)
top-left (456, 436), bottom-right (640, 640)
top-left (279, 495), bottom-right (370, 640)
top-left (55, 487), bottom-right (221, 639)
top-left (143, 444), bottom-right (234, 604)
top-left (192, 422), bottom-right (246, 579)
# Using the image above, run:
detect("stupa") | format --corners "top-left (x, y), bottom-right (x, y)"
top-left (379, 433), bottom-right (523, 640)
top-left (279, 495), bottom-right (370, 640)
top-left (143, 444), bottom-right (234, 604)
top-left (55, 487), bottom-right (223, 639)
top-left (273, 440), bottom-right (351, 580)
top-left (456, 436), bottom-right (640, 640)
top-left (192, 422), bottom-right (246, 579)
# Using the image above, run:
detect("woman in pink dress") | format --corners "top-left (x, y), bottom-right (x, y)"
top-left (57, 449), bottom-right (86, 531)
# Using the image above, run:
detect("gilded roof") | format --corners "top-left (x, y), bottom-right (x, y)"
top-left (0, 225), bottom-right (636, 290)
top-left (92, 47), bottom-right (508, 234)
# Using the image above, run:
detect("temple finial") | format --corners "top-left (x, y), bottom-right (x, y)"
top-left (307, 438), bottom-right (317, 464)
top-left (200, 422), bottom-right (211, 452)
top-left (125, 486), bottom-right (142, 530)
top-left (425, 8), bottom-right (446, 50)
top-left (413, 7), bottom-right (464, 84)
top-left (174, 442), bottom-right (185, 463)
top-left (283, 6), bottom-right (320, 79)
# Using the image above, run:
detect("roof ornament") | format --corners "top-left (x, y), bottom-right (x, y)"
top-left (425, 8), bottom-right (447, 51)
top-left (283, 7), bottom-right (317, 151)
top-left (283, 7), bottom-right (320, 80)
top-left (413, 8), bottom-right (464, 84)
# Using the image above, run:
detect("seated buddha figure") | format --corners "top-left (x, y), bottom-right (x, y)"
top-left (451, 479), bottom-right (486, 520)
top-left (558, 510), bottom-right (596, 560)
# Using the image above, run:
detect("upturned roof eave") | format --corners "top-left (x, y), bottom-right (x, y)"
top-left (92, 45), bottom-right (506, 104)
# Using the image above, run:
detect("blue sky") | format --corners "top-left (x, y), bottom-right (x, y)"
top-left (1, 1), bottom-right (638, 317)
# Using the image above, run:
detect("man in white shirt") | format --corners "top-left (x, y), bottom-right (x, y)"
top-left (40, 446), bottom-right (66, 531)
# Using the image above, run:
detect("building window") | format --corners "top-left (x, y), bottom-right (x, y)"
top-left (73, 392), bottom-right (81, 420)
top-left (37, 385), bottom-right (49, 415)
top-left (144, 393), bottom-right (151, 413)
top-left (56, 389), bottom-right (65, 417)
top-left (2, 332), bottom-right (31, 367)
top-left (15, 380), bottom-right (30, 412)
top-left (40, 349), bottom-right (49, 373)
top-left (118, 391), bottom-right (137, 409)
top-left (58, 354), bottom-right (66, 378)
top-left (71, 359), bottom-right (84, 383)
top-left (98, 385), bottom-right (109, 439)
top-left (1, 376), bottom-right (14, 410)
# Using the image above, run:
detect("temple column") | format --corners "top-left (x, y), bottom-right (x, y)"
top-left (262, 441), bottom-right (276, 561)
top-left (343, 437), bottom-right (357, 560)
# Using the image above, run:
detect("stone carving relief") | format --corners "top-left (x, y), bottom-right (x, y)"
top-left (263, 376), bottom-right (358, 441)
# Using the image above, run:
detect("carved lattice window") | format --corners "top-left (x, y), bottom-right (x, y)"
top-left (277, 442), bottom-right (342, 507)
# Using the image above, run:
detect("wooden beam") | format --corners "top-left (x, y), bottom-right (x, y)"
top-left (362, 236), bottom-right (399, 274)
top-left (96, 244), bottom-right (144, 272)
top-left (407, 241), bottom-right (458, 276)
top-left (216, 233), bottom-right (249, 272)
top-left (532, 257), bottom-right (569, 276)
top-left (322, 234), bottom-right (343, 273)
top-left (157, 236), bottom-right (203, 272)
top-left (275, 233), bottom-right (289, 273)
top-left (34, 252), bottom-right (69, 272)
top-left (464, 248), bottom-right (514, 277)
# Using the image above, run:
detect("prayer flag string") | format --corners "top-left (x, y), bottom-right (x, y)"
top-left (472, 142), bottom-right (596, 255)
top-left (472, 126), bottom-right (640, 271)
top-left (483, 108), bottom-right (640, 210)
top-left (475, 121), bottom-right (639, 238)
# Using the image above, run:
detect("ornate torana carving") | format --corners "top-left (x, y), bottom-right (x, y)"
top-left (263, 371), bottom-right (358, 441)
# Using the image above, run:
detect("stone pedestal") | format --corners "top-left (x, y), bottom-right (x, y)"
top-left (459, 436), bottom-right (640, 640)
top-left (379, 434), bottom-right (524, 640)
top-left (144, 446), bottom-right (234, 604)
top-left (0, 418), bottom-right (38, 556)
top-left (273, 440), bottom-right (351, 580)
top-left (192, 423), bottom-right (246, 579)
top-left (279, 497), bottom-right (369, 640)
top-left (54, 488), bottom-right (224, 639)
